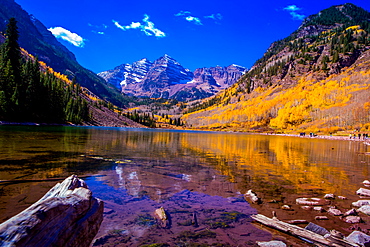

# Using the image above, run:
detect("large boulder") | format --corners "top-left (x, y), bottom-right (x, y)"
top-left (0, 175), bottom-right (103, 247)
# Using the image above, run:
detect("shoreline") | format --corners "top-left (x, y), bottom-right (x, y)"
top-left (2, 121), bottom-right (369, 143)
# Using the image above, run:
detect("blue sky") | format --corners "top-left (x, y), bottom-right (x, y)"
top-left (15, 0), bottom-right (370, 73)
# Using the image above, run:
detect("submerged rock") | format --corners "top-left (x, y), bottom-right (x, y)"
top-left (154, 206), bottom-right (170, 228)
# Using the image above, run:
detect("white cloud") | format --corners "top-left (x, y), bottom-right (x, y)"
top-left (127, 22), bottom-right (141, 29)
top-left (112, 15), bottom-right (166, 38)
top-left (284, 5), bottom-right (301, 12)
top-left (175, 11), bottom-right (203, 25)
top-left (204, 13), bottom-right (223, 20)
top-left (185, 16), bottom-right (202, 25)
top-left (48, 27), bottom-right (85, 47)
top-left (283, 5), bottom-right (305, 20)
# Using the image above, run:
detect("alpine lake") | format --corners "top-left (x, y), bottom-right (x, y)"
top-left (0, 126), bottom-right (369, 246)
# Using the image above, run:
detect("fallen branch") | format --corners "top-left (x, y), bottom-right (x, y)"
top-left (251, 214), bottom-right (359, 247)
top-left (0, 175), bottom-right (103, 247)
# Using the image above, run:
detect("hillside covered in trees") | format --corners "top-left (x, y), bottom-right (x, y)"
top-left (183, 3), bottom-right (370, 133)
top-left (0, 18), bottom-right (148, 128)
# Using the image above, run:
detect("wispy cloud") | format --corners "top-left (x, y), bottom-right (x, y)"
top-left (48, 27), bottom-right (85, 47)
top-left (175, 11), bottom-right (203, 25)
top-left (283, 5), bottom-right (305, 20)
top-left (175, 11), bottom-right (191, 17)
top-left (175, 11), bottom-right (223, 25)
top-left (113, 14), bottom-right (166, 38)
top-left (204, 13), bottom-right (223, 21)
top-left (89, 23), bottom-right (108, 35)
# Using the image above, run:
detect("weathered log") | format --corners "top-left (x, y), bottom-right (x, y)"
top-left (251, 214), bottom-right (360, 246)
top-left (0, 175), bottom-right (103, 247)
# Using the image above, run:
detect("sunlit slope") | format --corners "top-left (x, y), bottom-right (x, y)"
top-left (183, 4), bottom-right (370, 132)
top-left (184, 52), bottom-right (370, 131)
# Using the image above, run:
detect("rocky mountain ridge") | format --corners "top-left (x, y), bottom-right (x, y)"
top-left (184, 3), bottom-right (370, 132)
top-left (98, 55), bottom-right (246, 101)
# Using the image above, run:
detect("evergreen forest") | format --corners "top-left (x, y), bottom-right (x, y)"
top-left (0, 18), bottom-right (89, 124)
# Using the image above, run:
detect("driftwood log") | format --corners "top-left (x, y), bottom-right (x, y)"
top-left (251, 214), bottom-right (359, 247)
top-left (0, 175), bottom-right (103, 247)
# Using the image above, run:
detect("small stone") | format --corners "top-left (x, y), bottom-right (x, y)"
top-left (363, 180), bottom-right (370, 187)
top-left (301, 206), bottom-right (312, 210)
top-left (345, 231), bottom-right (370, 246)
top-left (337, 196), bottom-right (347, 200)
top-left (352, 200), bottom-right (370, 207)
top-left (324, 194), bottom-right (335, 199)
top-left (313, 206), bottom-right (325, 212)
top-left (315, 216), bottom-right (329, 220)
top-left (296, 197), bottom-right (327, 206)
top-left (281, 205), bottom-right (292, 210)
top-left (344, 216), bottom-right (362, 224)
top-left (257, 240), bottom-right (287, 247)
top-left (286, 219), bottom-right (308, 224)
top-left (344, 208), bottom-right (357, 216)
top-left (328, 207), bottom-right (342, 216)
top-left (357, 188), bottom-right (370, 197)
top-left (359, 205), bottom-right (370, 215)
top-left (245, 189), bottom-right (262, 204)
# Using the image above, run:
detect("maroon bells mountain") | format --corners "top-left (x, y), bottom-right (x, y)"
top-left (98, 54), bottom-right (247, 101)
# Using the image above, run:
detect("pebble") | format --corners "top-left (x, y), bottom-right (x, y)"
top-left (344, 216), bottom-right (362, 224)
top-left (281, 205), bottom-right (292, 210)
top-left (315, 216), bottom-right (329, 220)
top-left (328, 207), bottom-right (342, 216)
top-left (324, 194), bottom-right (335, 199)
top-left (344, 208), bottom-right (357, 216)
top-left (352, 200), bottom-right (370, 207)
top-left (359, 205), bottom-right (370, 215)
top-left (313, 206), bottom-right (325, 212)
top-left (356, 188), bottom-right (370, 197)
top-left (363, 180), bottom-right (370, 187)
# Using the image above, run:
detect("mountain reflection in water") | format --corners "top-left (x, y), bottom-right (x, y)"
top-left (0, 126), bottom-right (369, 245)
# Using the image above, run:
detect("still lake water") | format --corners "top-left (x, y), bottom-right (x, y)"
top-left (0, 126), bottom-right (369, 246)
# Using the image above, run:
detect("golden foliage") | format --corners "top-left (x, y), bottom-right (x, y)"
top-left (184, 63), bottom-right (370, 132)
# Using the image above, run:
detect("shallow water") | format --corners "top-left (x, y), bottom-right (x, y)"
top-left (0, 126), bottom-right (369, 245)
